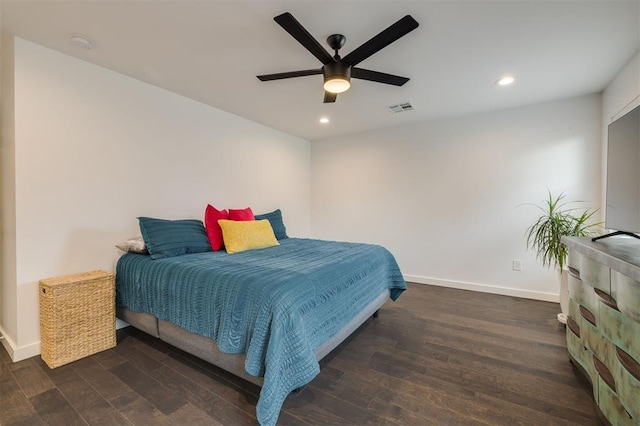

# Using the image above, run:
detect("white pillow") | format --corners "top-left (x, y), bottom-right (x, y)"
top-left (115, 236), bottom-right (148, 254)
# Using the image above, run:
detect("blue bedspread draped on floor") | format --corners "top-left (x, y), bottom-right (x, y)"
top-left (116, 238), bottom-right (405, 426)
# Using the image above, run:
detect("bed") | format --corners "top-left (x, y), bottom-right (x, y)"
top-left (115, 236), bottom-right (405, 425)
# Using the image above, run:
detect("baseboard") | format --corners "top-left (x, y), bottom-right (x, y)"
top-left (116, 318), bottom-right (129, 330)
top-left (0, 319), bottom-right (130, 363)
top-left (0, 325), bottom-right (40, 362)
top-left (404, 274), bottom-right (559, 303)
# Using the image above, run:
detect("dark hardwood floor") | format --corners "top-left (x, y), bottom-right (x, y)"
top-left (1, 284), bottom-right (600, 425)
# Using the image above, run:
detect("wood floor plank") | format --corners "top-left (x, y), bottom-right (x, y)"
top-left (0, 368), bottom-right (44, 425)
top-left (29, 388), bottom-right (86, 425)
top-left (328, 355), bottom-right (494, 425)
top-left (372, 342), bottom-right (594, 413)
top-left (92, 347), bottom-right (127, 370)
top-left (330, 343), bottom-right (600, 426)
top-left (284, 385), bottom-right (381, 425)
top-left (152, 363), bottom-right (256, 425)
top-left (112, 337), bottom-right (165, 375)
top-left (278, 389), bottom-right (355, 425)
top-left (161, 350), bottom-right (260, 414)
top-left (10, 358), bottom-right (56, 398)
top-left (127, 331), bottom-right (174, 364)
top-left (0, 344), bottom-right (13, 372)
top-left (42, 363), bottom-right (129, 425)
top-left (109, 362), bottom-right (187, 416)
top-left (72, 357), bottom-right (134, 403)
top-left (273, 409), bottom-right (307, 425)
top-left (366, 395), bottom-right (473, 426)
top-left (167, 402), bottom-right (224, 425)
top-left (304, 366), bottom-right (372, 410)
top-left (109, 390), bottom-right (174, 426)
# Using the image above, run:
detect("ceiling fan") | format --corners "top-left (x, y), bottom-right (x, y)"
top-left (257, 12), bottom-right (419, 103)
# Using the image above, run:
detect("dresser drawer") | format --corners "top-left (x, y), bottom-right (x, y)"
top-left (579, 305), bottom-right (616, 368)
top-left (611, 271), bottom-right (640, 323)
top-left (566, 315), bottom-right (599, 391)
top-left (569, 298), bottom-right (589, 340)
top-left (567, 250), bottom-right (581, 271)
top-left (580, 256), bottom-right (611, 293)
top-left (599, 302), bottom-right (640, 365)
top-left (597, 375), bottom-right (635, 425)
top-left (568, 297), bottom-right (581, 325)
top-left (613, 346), bottom-right (640, 421)
top-left (568, 273), bottom-right (599, 321)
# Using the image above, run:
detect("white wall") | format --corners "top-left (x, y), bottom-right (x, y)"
top-left (0, 35), bottom-right (18, 354)
top-left (311, 94), bottom-right (602, 301)
top-left (1, 37), bottom-right (311, 361)
top-left (603, 51), bottom-right (640, 126)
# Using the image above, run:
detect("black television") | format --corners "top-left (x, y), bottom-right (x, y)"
top-left (594, 102), bottom-right (640, 241)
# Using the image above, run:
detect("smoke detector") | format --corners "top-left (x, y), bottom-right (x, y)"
top-left (69, 34), bottom-right (94, 50)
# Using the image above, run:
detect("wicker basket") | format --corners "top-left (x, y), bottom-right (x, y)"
top-left (39, 270), bottom-right (116, 368)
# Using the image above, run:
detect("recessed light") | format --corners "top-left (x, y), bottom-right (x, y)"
top-left (319, 117), bottom-right (329, 124)
top-left (69, 34), bottom-right (94, 50)
top-left (496, 76), bottom-right (514, 86)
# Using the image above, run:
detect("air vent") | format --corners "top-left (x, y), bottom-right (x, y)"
top-left (387, 102), bottom-right (414, 113)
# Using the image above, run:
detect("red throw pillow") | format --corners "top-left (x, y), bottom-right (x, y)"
top-left (228, 207), bottom-right (254, 221)
top-left (204, 204), bottom-right (230, 251)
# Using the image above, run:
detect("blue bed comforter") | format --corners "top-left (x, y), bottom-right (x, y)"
top-left (116, 238), bottom-right (405, 425)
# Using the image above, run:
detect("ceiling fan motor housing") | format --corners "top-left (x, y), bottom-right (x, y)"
top-left (323, 61), bottom-right (351, 80)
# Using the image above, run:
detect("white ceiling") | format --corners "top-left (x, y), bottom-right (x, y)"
top-left (2, 1), bottom-right (639, 141)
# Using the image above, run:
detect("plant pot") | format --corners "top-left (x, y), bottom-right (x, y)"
top-left (557, 268), bottom-right (569, 324)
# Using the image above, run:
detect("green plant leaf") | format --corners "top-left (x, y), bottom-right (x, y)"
top-left (525, 190), bottom-right (601, 270)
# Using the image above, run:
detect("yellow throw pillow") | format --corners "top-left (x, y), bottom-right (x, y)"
top-left (218, 219), bottom-right (279, 254)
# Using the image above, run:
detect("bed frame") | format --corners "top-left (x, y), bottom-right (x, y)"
top-left (116, 288), bottom-right (390, 387)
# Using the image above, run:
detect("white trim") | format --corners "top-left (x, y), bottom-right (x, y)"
top-left (1, 320), bottom-right (129, 362)
top-left (611, 94), bottom-right (640, 122)
top-left (116, 318), bottom-right (129, 330)
top-left (0, 325), bottom-right (41, 362)
top-left (404, 274), bottom-right (559, 303)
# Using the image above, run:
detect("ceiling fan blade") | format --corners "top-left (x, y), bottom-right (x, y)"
top-left (257, 69), bottom-right (322, 81)
top-left (342, 15), bottom-right (419, 66)
top-left (351, 68), bottom-right (410, 86)
top-left (323, 91), bottom-right (337, 103)
top-left (274, 12), bottom-right (335, 65)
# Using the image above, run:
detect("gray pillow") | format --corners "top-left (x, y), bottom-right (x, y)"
top-left (115, 236), bottom-right (148, 254)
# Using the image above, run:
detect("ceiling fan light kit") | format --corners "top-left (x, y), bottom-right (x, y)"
top-left (323, 60), bottom-right (351, 93)
top-left (257, 12), bottom-right (419, 103)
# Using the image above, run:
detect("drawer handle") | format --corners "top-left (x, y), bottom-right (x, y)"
top-left (616, 346), bottom-right (640, 382)
top-left (566, 316), bottom-right (581, 338)
top-left (593, 355), bottom-right (617, 392)
top-left (594, 288), bottom-right (619, 311)
top-left (568, 266), bottom-right (580, 279)
top-left (579, 305), bottom-right (597, 326)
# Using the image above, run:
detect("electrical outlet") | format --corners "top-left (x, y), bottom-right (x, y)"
top-left (512, 260), bottom-right (522, 271)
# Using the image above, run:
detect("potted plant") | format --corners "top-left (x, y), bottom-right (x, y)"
top-left (526, 191), bottom-right (600, 324)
